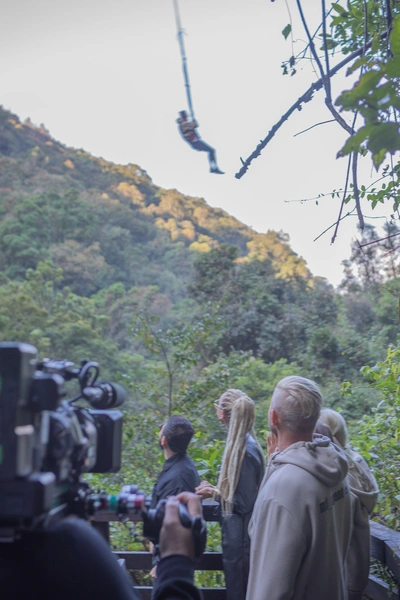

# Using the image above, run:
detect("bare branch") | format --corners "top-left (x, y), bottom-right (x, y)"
top-left (314, 210), bottom-right (355, 243)
top-left (331, 153), bottom-right (352, 244)
top-left (352, 151), bottom-right (364, 230)
top-left (298, 0), bottom-right (353, 140)
top-left (324, 96), bottom-right (354, 135)
top-left (296, 0), bottom-right (327, 86)
top-left (321, 0), bottom-right (332, 102)
top-left (284, 191), bottom-right (340, 203)
top-left (386, 0), bottom-right (393, 58)
top-left (293, 119), bottom-right (335, 137)
top-left (234, 34), bottom-right (386, 179)
top-left (382, 243), bottom-right (400, 258)
top-left (363, 0), bottom-right (368, 56)
top-left (359, 231), bottom-right (400, 249)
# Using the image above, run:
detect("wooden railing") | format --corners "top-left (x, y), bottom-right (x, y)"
top-left (92, 505), bottom-right (400, 600)
top-left (367, 522), bottom-right (400, 600)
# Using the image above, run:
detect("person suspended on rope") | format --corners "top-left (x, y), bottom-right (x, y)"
top-left (177, 110), bottom-right (224, 174)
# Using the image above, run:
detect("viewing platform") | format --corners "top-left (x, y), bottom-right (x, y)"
top-left (92, 502), bottom-right (400, 600)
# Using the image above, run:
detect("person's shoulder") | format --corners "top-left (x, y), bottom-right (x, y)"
top-left (176, 452), bottom-right (196, 465)
top-left (167, 453), bottom-right (198, 477)
top-left (47, 518), bottom-right (107, 551)
top-left (266, 462), bottom-right (315, 496)
top-left (49, 516), bottom-right (95, 537)
top-left (182, 454), bottom-right (200, 478)
top-left (184, 453), bottom-right (198, 467)
top-left (245, 436), bottom-right (264, 463)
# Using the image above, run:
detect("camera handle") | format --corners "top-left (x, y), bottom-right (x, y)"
top-left (86, 488), bottom-right (207, 559)
top-left (145, 498), bottom-right (207, 559)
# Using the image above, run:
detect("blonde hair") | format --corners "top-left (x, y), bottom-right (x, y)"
top-left (217, 389), bottom-right (265, 513)
top-left (319, 408), bottom-right (348, 448)
top-left (319, 408), bottom-right (371, 490)
top-left (273, 376), bottom-right (322, 432)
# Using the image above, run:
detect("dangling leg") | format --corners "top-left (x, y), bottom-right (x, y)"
top-left (189, 139), bottom-right (224, 174)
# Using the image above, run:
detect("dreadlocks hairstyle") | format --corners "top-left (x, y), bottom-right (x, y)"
top-left (216, 389), bottom-right (265, 514)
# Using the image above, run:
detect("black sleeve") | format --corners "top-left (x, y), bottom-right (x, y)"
top-left (233, 452), bottom-right (263, 516)
top-left (153, 555), bottom-right (203, 600)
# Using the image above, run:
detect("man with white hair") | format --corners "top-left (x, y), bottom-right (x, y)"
top-left (246, 376), bottom-right (352, 600)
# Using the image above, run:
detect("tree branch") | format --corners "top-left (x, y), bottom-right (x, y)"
top-left (313, 209), bottom-right (355, 243)
top-left (293, 119), bottom-right (335, 137)
top-left (296, 0), bottom-right (328, 88)
top-left (352, 150), bottom-right (364, 230)
top-left (321, 0), bottom-right (332, 103)
top-left (235, 33), bottom-right (387, 179)
top-left (382, 243), bottom-right (400, 258)
top-left (299, 0), bottom-right (354, 135)
top-left (359, 231), bottom-right (400, 248)
top-left (331, 153), bottom-right (352, 244)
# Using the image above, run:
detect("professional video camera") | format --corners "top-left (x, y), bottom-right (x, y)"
top-left (0, 342), bottom-right (125, 538)
top-left (0, 342), bottom-right (206, 555)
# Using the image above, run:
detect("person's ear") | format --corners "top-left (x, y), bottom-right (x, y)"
top-left (270, 408), bottom-right (279, 428)
top-left (160, 435), bottom-right (167, 448)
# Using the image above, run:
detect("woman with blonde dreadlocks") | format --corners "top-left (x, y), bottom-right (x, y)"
top-left (195, 390), bottom-right (265, 600)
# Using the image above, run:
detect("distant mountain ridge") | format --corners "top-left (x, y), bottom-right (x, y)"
top-left (0, 105), bottom-right (310, 297)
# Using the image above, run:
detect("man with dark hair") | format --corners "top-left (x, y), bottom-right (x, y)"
top-left (177, 110), bottom-right (224, 174)
top-left (151, 415), bottom-right (200, 509)
top-left (150, 415), bottom-right (200, 576)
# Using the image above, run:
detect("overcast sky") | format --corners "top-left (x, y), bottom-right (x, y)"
top-left (0, 0), bottom-right (391, 286)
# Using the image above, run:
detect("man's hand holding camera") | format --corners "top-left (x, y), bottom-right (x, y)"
top-left (160, 492), bottom-right (202, 560)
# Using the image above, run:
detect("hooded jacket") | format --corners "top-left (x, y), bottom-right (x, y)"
top-left (346, 450), bottom-right (379, 600)
top-left (246, 438), bottom-right (352, 600)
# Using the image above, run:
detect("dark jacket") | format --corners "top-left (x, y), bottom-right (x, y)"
top-left (150, 452), bottom-right (200, 509)
top-left (153, 555), bottom-right (203, 600)
top-left (0, 519), bottom-right (203, 600)
top-left (221, 434), bottom-right (264, 600)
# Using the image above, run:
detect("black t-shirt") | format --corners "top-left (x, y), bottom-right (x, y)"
top-left (150, 453), bottom-right (200, 509)
top-left (0, 519), bottom-right (202, 600)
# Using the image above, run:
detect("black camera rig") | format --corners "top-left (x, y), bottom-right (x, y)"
top-left (0, 342), bottom-right (125, 540)
top-left (0, 343), bottom-right (206, 555)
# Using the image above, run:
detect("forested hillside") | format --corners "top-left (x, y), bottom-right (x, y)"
top-left (0, 105), bottom-right (398, 415)
top-left (0, 106), bottom-right (309, 377)
top-left (1, 105), bottom-right (400, 537)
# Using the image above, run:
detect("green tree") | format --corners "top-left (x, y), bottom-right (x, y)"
top-left (131, 302), bottom-right (223, 416)
top-left (341, 224), bottom-right (383, 291)
top-left (346, 345), bottom-right (400, 530)
top-left (235, 2), bottom-right (400, 231)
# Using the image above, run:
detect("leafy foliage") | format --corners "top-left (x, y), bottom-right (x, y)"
top-left (334, 11), bottom-right (400, 169)
top-left (131, 302), bottom-right (223, 416)
top-left (345, 346), bottom-right (400, 530)
top-left (1, 102), bottom-right (400, 577)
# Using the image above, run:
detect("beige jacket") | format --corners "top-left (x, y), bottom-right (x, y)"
top-left (346, 450), bottom-right (379, 600)
top-left (246, 438), bottom-right (352, 600)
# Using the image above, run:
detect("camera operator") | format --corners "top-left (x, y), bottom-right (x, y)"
top-left (0, 492), bottom-right (203, 600)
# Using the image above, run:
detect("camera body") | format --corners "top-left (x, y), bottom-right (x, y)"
top-left (0, 342), bottom-right (206, 555)
top-left (0, 342), bottom-right (124, 536)
top-left (87, 485), bottom-right (207, 558)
